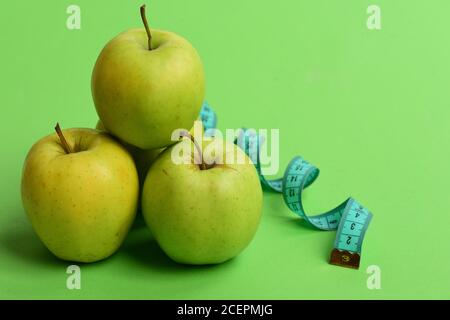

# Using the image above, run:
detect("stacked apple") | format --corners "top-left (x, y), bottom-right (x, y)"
top-left (21, 5), bottom-right (263, 264)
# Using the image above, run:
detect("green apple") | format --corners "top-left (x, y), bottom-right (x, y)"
top-left (21, 124), bottom-right (139, 263)
top-left (91, 5), bottom-right (205, 149)
top-left (141, 131), bottom-right (263, 264)
top-left (96, 120), bottom-right (163, 185)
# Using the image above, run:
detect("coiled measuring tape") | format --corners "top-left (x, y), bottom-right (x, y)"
top-left (199, 102), bottom-right (373, 269)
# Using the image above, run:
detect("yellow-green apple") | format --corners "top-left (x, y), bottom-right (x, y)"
top-left (141, 129), bottom-right (263, 264)
top-left (21, 124), bottom-right (139, 262)
top-left (91, 5), bottom-right (205, 149)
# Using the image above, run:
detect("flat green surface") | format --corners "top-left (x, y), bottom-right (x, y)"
top-left (1, 0), bottom-right (449, 299)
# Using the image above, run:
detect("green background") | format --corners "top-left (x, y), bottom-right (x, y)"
top-left (1, 0), bottom-right (449, 299)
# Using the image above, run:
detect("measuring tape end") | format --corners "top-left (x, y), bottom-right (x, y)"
top-left (329, 248), bottom-right (360, 269)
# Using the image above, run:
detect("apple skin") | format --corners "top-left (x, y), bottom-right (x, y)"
top-left (96, 120), bottom-right (163, 185)
top-left (141, 138), bottom-right (263, 265)
top-left (92, 28), bottom-right (205, 149)
top-left (21, 128), bottom-right (139, 263)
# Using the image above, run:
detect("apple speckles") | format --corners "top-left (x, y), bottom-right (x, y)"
top-left (162, 168), bottom-right (170, 177)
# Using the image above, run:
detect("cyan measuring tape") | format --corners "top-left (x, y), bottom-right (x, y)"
top-left (199, 102), bottom-right (373, 269)
top-left (199, 101), bottom-right (217, 133)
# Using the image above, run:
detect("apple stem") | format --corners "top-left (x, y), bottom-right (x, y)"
top-left (140, 4), bottom-right (152, 50)
top-left (54, 123), bottom-right (73, 154)
top-left (179, 131), bottom-right (209, 170)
